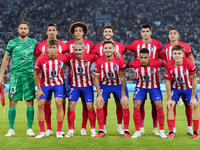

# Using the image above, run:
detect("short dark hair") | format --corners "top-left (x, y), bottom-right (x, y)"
top-left (18, 21), bottom-right (30, 28)
top-left (103, 41), bottom-right (114, 47)
top-left (139, 48), bottom-right (149, 54)
top-left (70, 22), bottom-right (88, 37)
top-left (172, 45), bottom-right (185, 52)
top-left (103, 25), bottom-right (114, 33)
top-left (141, 24), bottom-right (151, 31)
top-left (48, 39), bottom-right (58, 47)
top-left (46, 23), bottom-right (57, 31)
top-left (169, 27), bottom-right (179, 33)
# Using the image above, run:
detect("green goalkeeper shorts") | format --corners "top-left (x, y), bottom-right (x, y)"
top-left (9, 73), bottom-right (35, 101)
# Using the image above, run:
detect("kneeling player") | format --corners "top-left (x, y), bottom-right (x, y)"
top-left (165, 45), bottom-right (199, 139)
top-left (129, 48), bottom-right (167, 138)
top-left (94, 41), bottom-right (131, 138)
top-left (34, 39), bottom-right (68, 138)
top-left (65, 41), bottom-right (96, 138)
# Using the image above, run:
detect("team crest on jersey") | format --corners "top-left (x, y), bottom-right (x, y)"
top-left (57, 63), bottom-right (62, 68)
top-left (150, 69), bottom-right (156, 74)
top-left (84, 44), bottom-right (88, 49)
top-left (10, 94), bottom-right (13, 97)
top-left (29, 44), bottom-right (33, 49)
top-left (113, 65), bottom-right (117, 70)
top-left (150, 46), bottom-right (155, 51)
top-left (84, 61), bottom-right (88, 66)
top-left (183, 70), bottom-right (187, 74)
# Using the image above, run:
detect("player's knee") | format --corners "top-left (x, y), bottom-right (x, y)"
top-left (68, 103), bottom-right (76, 111)
top-left (38, 101), bottom-right (45, 109)
top-left (86, 103), bottom-right (94, 111)
top-left (134, 102), bottom-right (141, 109)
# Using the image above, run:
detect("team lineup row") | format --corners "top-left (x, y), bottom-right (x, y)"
top-left (0, 21), bottom-right (198, 139)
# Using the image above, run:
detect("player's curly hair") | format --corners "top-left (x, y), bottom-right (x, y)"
top-left (69, 22), bottom-right (88, 37)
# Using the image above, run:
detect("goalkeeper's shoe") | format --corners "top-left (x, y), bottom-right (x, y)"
top-left (167, 131), bottom-right (175, 138)
top-left (35, 132), bottom-right (46, 138)
top-left (193, 131), bottom-right (200, 139)
top-left (5, 129), bottom-right (15, 137)
top-left (96, 130), bottom-right (105, 138)
top-left (124, 130), bottom-right (131, 138)
top-left (26, 129), bottom-right (35, 137)
top-left (131, 131), bottom-right (141, 138)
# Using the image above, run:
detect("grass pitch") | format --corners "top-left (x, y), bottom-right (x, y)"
top-left (0, 93), bottom-right (200, 150)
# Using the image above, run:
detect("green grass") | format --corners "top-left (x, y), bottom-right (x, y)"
top-left (0, 93), bottom-right (200, 150)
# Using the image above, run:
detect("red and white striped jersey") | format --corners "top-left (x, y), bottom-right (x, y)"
top-left (91, 41), bottom-right (127, 57)
top-left (67, 53), bottom-right (97, 87)
top-left (164, 57), bottom-right (196, 90)
top-left (94, 56), bottom-right (126, 85)
top-left (126, 39), bottom-right (167, 61)
top-left (34, 39), bottom-right (67, 56)
top-left (164, 42), bottom-right (193, 61)
top-left (35, 52), bottom-right (68, 86)
top-left (129, 59), bottom-right (164, 89)
top-left (65, 40), bottom-right (94, 54)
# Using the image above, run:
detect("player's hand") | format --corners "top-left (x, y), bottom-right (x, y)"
top-left (166, 99), bottom-right (173, 109)
top-left (114, 51), bottom-right (121, 58)
top-left (95, 95), bottom-right (104, 107)
top-left (0, 76), bottom-right (4, 86)
top-left (121, 95), bottom-right (129, 108)
top-left (190, 98), bottom-right (198, 108)
top-left (36, 89), bottom-right (45, 100)
top-left (41, 51), bottom-right (47, 55)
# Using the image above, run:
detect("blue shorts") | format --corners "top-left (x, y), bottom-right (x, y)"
top-left (64, 78), bottom-right (71, 98)
top-left (171, 88), bottom-right (198, 103)
top-left (39, 84), bottom-right (65, 100)
top-left (99, 84), bottom-right (129, 102)
top-left (133, 87), bottom-right (163, 102)
top-left (69, 85), bottom-right (94, 103)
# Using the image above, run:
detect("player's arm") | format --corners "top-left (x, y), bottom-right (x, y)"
top-left (165, 79), bottom-right (173, 109)
top-left (120, 71), bottom-right (129, 108)
top-left (187, 55), bottom-right (195, 65)
top-left (190, 73), bottom-right (198, 108)
top-left (157, 50), bottom-right (167, 62)
top-left (94, 74), bottom-right (104, 107)
top-left (0, 54), bottom-right (11, 84)
top-left (34, 70), bottom-right (45, 99)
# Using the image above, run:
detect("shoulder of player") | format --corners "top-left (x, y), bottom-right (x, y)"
top-left (151, 39), bottom-right (161, 45)
top-left (94, 42), bottom-right (103, 47)
top-left (150, 58), bottom-right (162, 66)
top-left (130, 59), bottom-right (140, 67)
top-left (83, 39), bottom-right (93, 44)
top-left (27, 37), bottom-right (38, 44)
top-left (164, 42), bottom-right (171, 48)
top-left (183, 57), bottom-right (193, 64)
top-left (165, 59), bottom-right (174, 67)
top-left (96, 56), bottom-right (105, 64)
top-left (36, 54), bottom-right (47, 62)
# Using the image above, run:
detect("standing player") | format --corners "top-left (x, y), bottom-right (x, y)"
top-left (34, 23), bottom-right (67, 136)
top-left (126, 24), bottom-right (167, 135)
top-left (65, 41), bottom-right (96, 138)
top-left (34, 39), bottom-right (67, 138)
top-left (164, 28), bottom-right (195, 135)
top-left (94, 41), bottom-right (131, 138)
top-left (129, 48), bottom-right (166, 138)
top-left (0, 21), bottom-right (37, 137)
top-left (165, 45), bottom-right (199, 139)
top-left (91, 25), bottom-right (127, 135)
top-left (65, 22), bottom-right (94, 135)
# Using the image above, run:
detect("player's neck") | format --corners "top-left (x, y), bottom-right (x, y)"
top-left (171, 40), bottom-right (179, 46)
top-left (19, 36), bottom-right (28, 41)
top-left (104, 38), bottom-right (113, 42)
top-left (76, 54), bottom-right (84, 60)
top-left (48, 53), bottom-right (58, 60)
top-left (47, 37), bottom-right (57, 41)
top-left (105, 55), bottom-right (113, 62)
top-left (142, 38), bottom-right (152, 44)
top-left (75, 38), bottom-right (84, 42)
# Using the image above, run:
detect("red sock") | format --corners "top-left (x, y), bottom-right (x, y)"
top-left (116, 106), bottom-right (123, 124)
top-left (185, 106), bottom-right (192, 127)
top-left (103, 106), bottom-right (108, 125)
top-left (157, 108), bottom-right (165, 130)
top-left (173, 105), bottom-right (176, 128)
top-left (133, 108), bottom-right (140, 131)
top-left (57, 121), bottom-right (63, 132)
top-left (167, 120), bottom-right (174, 132)
top-left (81, 103), bottom-right (88, 129)
top-left (68, 110), bottom-right (75, 130)
top-left (88, 109), bottom-right (96, 129)
top-left (63, 102), bottom-right (66, 119)
top-left (151, 100), bottom-right (157, 128)
top-left (193, 120), bottom-right (199, 133)
top-left (38, 121), bottom-right (45, 132)
top-left (122, 108), bottom-right (130, 130)
top-left (140, 101), bottom-right (145, 128)
top-left (44, 103), bottom-right (52, 130)
top-left (96, 108), bottom-right (104, 130)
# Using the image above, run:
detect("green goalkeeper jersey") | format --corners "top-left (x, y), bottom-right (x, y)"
top-left (5, 37), bottom-right (37, 77)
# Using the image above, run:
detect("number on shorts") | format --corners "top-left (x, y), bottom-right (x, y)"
top-left (69, 88), bottom-right (74, 94)
top-left (135, 88), bottom-right (140, 94)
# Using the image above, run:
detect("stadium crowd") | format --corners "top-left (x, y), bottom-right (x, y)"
top-left (1, 0), bottom-right (200, 83)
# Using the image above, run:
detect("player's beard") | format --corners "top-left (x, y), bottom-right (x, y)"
top-left (105, 35), bottom-right (112, 41)
top-left (19, 32), bottom-right (28, 39)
